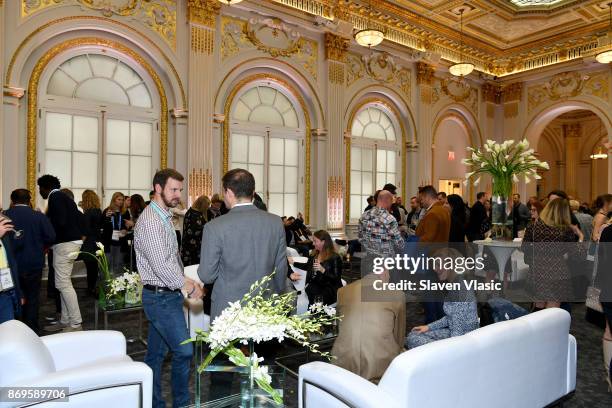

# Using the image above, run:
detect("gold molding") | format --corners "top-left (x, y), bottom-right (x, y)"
top-left (504, 102), bottom-right (519, 118)
top-left (482, 82), bottom-right (502, 104)
top-left (416, 62), bottom-right (435, 85)
top-left (191, 25), bottom-right (215, 54)
top-left (188, 0), bottom-right (220, 28)
top-left (502, 82), bottom-right (523, 102)
top-left (325, 32), bottom-right (349, 62)
top-left (328, 60), bottom-right (345, 85)
top-left (6, 15), bottom-right (186, 108)
top-left (344, 97), bottom-right (408, 223)
top-left (222, 74), bottom-right (312, 224)
top-left (213, 56), bottom-right (326, 128)
top-left (27, 37), bottom-right (168, 199)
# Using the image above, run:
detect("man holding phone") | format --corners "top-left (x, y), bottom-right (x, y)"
top-left (0, 216), bottom-right (22, 324)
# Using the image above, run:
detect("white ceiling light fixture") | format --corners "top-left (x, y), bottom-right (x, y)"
top-left (591, 145), bottom-right (609, 159)
top-left (218, 0), bottom-right (243, 5)
top-left (449, 8), bottom-right (474, 77)
top-left (355, 0), bottom-right (384, 48)
top-left (596, 2), bottom-right (612, 64)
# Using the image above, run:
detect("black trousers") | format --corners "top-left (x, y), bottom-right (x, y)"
top-left (19, 269), bottom-right (42, 334)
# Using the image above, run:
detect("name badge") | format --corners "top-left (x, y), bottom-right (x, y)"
top-left (112, 230), bottom-right (121, 241)
top-left (0, 268), bottom-right (15, 292)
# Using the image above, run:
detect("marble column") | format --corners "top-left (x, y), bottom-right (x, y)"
top-left (324, 32), bottom-right (349, 229)
top-left (563, 123), bottom-right (580, 198)
top-left (171, 110), bottom-right (189, 201)
top-left (186, 0), bottom-right (220, 202)
top-left (416, 62), bottom-right (435, 186)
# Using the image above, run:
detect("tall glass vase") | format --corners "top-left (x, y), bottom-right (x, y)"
top-left (491, 175), bottom-right (513, 240)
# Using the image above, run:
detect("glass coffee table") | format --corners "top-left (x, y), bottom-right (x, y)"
top-left (93, 299), bottom-right (147, 354)
top-left (274, 324), bottom-right (338, 378)
top-left (191, 343), bottom-right (286, 408)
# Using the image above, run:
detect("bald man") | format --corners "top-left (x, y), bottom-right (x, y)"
top-left (358, 190), bottom-right (404, 259)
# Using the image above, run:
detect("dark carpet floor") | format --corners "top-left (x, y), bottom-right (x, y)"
top-left (36, 275), bottom-right (612, 407)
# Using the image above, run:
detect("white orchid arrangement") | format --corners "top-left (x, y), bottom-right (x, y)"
top-left (70, 242), bottom-right (111, 283)
top-left (183, 272), bottom-right (340, 404)
top-left (309, 302), bottom-right (337, 317)
top-left (108, 270), bottom-right (141, 296)
top-left (462, 139), bottom-right (549, 197)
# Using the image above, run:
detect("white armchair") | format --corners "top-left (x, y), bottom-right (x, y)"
top-left (0, 320), bottom-right (152, 408)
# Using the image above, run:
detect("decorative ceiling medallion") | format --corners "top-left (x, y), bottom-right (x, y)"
top-left (21, 1), bottom-right (177, 50)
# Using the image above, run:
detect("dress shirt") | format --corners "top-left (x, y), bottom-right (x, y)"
top-left (134, 201), bottom-right (184, 290)
top-left (358, 206), bottom-right (404, 257)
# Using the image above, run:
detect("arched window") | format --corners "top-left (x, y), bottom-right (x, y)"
top-left (349, 104), bottom-right (401, 221)
top-left (39, 51), bottom-right (159, 206)
top-left (229, 83), bottom-right (304, 218)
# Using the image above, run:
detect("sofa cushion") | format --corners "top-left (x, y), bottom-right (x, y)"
top-left (0, 320), bottom-right (55, 386)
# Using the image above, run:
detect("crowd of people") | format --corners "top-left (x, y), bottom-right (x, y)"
top-left (1, 167), bottom-right (611, 406)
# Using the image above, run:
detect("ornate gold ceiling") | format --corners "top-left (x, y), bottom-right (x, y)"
top-left (267, 0), bottom-right (612, 76)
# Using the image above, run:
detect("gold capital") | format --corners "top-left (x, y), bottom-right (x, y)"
top-left (188, 0), bottom-right (221, 28)
top-left (482, 82), bottom-right (502, 104)
top-left (501, 82), bottom-right (523, 103)
top-left (325, 32), bottom-right (349, 62)
top-left (416, 62), bottom-right (435, 85)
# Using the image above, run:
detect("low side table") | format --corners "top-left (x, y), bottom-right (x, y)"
top-left (94, 300), bottom-right (148, 354)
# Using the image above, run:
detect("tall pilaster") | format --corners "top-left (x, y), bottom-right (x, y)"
top-left (406, 141), bottom-right (420, 197)
top-left (563, 123), bottom-right (581, 198)
top-left (187, 0), bottom-right (220, 203)
top-left (312, 129), bottom-right (328, 230)
top-left (416, 62), bottom-right (435, 186)
top-left (324, 32), bottom-right (349, 229)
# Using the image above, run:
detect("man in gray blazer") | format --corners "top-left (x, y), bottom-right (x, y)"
top-left (198, 168), bottom-right (288, 320)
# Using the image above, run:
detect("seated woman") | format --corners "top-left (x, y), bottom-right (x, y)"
top-left (406, 247), bottom-right (479, 349)
top-left (291, 230), bottom-right (342, 306)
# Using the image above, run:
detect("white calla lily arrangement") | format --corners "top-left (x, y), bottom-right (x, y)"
top-left (462, 139), bottom-right (549, 197)
top-left (183, 272), bottom-right (340, 404)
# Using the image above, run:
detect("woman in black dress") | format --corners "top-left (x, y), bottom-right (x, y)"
top-left (447, 194), bottom-right (467, 254)
top-left (80, 190), bottom-right (102, 295)
top-left (291, 230), bottom-right (343, 306)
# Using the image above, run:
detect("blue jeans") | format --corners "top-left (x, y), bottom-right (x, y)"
top-left (142, 288), bottom-right (193, 408)
top-left (0, 291), bottom-right (15, 324)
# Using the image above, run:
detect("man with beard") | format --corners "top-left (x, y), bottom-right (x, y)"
top-left (134, 168), bottom-right (203, 408)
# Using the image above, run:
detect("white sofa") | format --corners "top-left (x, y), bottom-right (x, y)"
top-left (0, 320), bottom-right (152, 408)
top-left (299, 308), bottom-right (576, 408)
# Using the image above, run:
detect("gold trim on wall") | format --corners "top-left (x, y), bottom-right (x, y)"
top-left (344, 97), bottom-right (408, 223)
top-left (191, 25), bottom-right (215, 54)
top-left (222, 74), bottom-right (312, 224)
top-left (213, 57), bottom-right (325, 129)
top-left (6, 15), bottom-right (186, 108)
top-left (27, 37), bottom-right (168, 198)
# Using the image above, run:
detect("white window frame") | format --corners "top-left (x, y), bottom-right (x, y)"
top-left (228, 82), bottom-right (306, 217)
top-left (37, 48), bottom-right (160, 208)
top-left (349, 103), bottom-right (401, 222)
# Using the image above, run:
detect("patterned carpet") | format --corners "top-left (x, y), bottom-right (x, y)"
top-left (36, 277), bottom-right (612, 407)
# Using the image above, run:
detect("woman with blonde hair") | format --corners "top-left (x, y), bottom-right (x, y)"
top-left (521, 198), bottom-right (585, 309)
top-left (80, 190), bottom-right (102, 295)
top-left (102, 192), bottom-right (130, 273)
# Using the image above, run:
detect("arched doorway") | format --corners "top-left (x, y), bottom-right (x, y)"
top-left (535, 110), bottom-right (608, 202)
top-left (227, 80), bottom-right (306, 218)
top-left (432, 113), bottom-right (471, 198)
